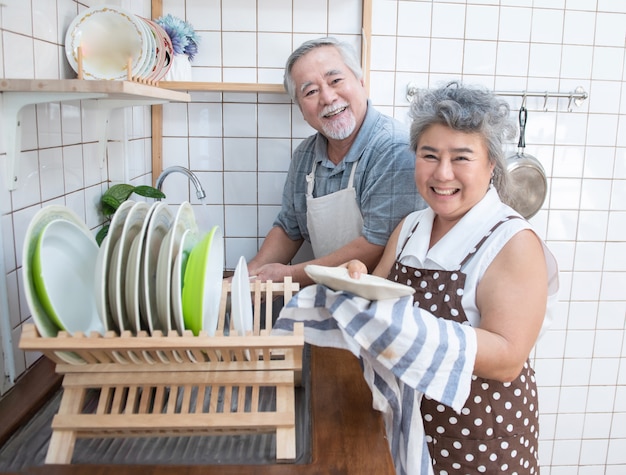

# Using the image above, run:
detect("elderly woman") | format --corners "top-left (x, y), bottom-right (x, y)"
top-left (344, 82), bottom-right (559, 473)
top-left (276, 82), bottom-right (559, 474)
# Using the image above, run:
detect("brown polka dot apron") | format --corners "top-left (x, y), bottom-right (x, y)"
top-left (388, 217), bottom-right (540, 475)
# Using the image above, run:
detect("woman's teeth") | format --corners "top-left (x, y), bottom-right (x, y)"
top-left (433, 187), bottom-right (458, 196)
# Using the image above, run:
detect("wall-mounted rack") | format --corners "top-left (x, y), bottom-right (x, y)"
top-left (0, 79), bottom-right (190, 191)
top-left (406, 82), bottom-right (589, 111)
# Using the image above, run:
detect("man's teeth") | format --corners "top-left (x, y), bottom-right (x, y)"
top-left (433, 188), bottom-right (458, 196)
top-left (324, 106), bottom-right (346, 118)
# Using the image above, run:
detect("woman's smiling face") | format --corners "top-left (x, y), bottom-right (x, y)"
top-left (415, 123), bottom-right (494, 226)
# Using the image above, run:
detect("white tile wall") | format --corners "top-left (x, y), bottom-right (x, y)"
top-left (1, 0), bottom-right (625, 473)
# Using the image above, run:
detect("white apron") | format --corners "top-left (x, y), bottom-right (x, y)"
top-left (306, 159), bottom-right (364, 258)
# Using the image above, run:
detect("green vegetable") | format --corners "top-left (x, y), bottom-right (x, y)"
top-left (103, 184), bottom-right (135, 204)
top-left (133, 185), bottom-right (166, 200)
top-left (96, 183), bottom-right (165, 246)
top-left (95, 225), bottom-right (109, 246)
top-left (100, 194), bottom-right (121, 218)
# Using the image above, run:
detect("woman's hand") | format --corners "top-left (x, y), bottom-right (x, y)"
top-left (341, 259), bottom-right (368, 279)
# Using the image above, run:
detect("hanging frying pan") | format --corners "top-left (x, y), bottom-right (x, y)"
top-left (505, 105), bottom-right (548, 219)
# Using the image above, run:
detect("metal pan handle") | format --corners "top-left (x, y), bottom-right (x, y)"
top-left (518, 106), bottom-right (527, 149)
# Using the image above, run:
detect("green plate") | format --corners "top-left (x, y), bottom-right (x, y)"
top-left (182, 225), bottom-right (224, 336)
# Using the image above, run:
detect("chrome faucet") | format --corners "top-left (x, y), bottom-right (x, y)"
top-left (155, 166), bottom-right (207, 200)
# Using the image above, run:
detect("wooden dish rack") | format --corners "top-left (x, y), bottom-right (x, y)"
top-left (19, 278), bottom-right (303, 465)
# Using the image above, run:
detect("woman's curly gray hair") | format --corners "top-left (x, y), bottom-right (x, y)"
top-left (408, 82), bottom-right (517, 204)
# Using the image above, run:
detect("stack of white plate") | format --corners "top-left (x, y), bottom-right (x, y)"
top-left (64, 5), bottom-right (174, 82)
top-left (24, 202), bottom-right (225, 339)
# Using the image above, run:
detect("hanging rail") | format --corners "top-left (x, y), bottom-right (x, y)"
top-left (405, 83), bottom-right (588, 111)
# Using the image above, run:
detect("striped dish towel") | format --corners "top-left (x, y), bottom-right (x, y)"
top-left (273, 284), bottom-right (477, 475)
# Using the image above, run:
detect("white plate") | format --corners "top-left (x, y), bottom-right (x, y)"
top-left (155, 20), bottom-right (173, 81)
top-left (134, 16), bottom-right (155, 80)
top-left (156, 203), bottom-right (198, 334)
top-left (155, 226), bottom-right (175, 334)
top-left (33, 219), bottom-right (103, 336)
top-left (125, 201), bottom-right (159, 333)
top-left (65, 5), bottom-right (149, 80)
top-left (304, 265), bottom-right (416, 301)
top-left (109, 201), bottom-right (149, 333)
top-left (201, 226), bottom-right (224, 337)
top-left (231, 256), bottom-right (253, 336)
top-left (141, 17), bottom-right (168, 82)
top-left (141, 202), bottom-right (173, 334)
top-left (22, 205), bottom-right (93, 364)
top-left (124, 233), bottom-right (144, 334)
top-left (93, 233), bottom-right (108, 331)
top-left (107, 240), bottom-right (123, 332)
top-left (95, 200), bottom-right (135, 332)
top-left (171, 229), bottom-right (196, 335)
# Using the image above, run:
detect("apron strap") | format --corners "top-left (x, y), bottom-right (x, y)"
top-left (458, 215), bottom-right (523, 269)
top-left (396, 215), bottom-right (524, 269)
top-left (347, 158), bottom-right (358, 187)
top-left (305, 161), bottom-right (318, 197)
top-left (306, 159), bottom-right (359, 198)
top-left (396, 220), bottom-right (420, 260)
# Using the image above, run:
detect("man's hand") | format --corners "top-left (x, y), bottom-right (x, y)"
top-left (248, 262), bottom-right (293, 283)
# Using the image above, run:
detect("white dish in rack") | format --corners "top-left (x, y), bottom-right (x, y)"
top-left (108, 201), bottom-right (149, 334)
top-left (23, 206), bottom-right (95, 364)
top-left (124, 233), bottom-right (144, 334)
top-left (156, 202), bottom-right (199, 334)
top-left (95, 200), bottom-right (135, 333)
top-left (231, 256), bottom-right (254, 337)
top-left (141, 202), bottom-right (173, 334)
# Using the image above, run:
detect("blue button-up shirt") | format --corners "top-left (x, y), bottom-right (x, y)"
top-left (274, 101), bottom-right (426, 246)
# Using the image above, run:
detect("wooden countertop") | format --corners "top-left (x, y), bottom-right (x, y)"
top-left (3, 346), bottom-right (395, 475)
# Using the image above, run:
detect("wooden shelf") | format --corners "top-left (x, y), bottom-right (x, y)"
top-left (159, 81), bottom-right (286, 94)
top-left (0, 79), bottom-right (190, 190)
top-left (0, 79), bottom-right (191, 102)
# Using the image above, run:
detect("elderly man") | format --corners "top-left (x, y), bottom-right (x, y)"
top-left (248, 37), bottom-right (425, 285)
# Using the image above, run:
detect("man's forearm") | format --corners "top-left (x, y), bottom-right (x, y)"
top-left (248, 226), bottom-right (303, 270)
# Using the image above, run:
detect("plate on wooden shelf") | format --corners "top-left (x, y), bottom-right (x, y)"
top-left (141, 17), bottom-right (173, 82)
top-left (65, 5), bottom-right (149, 80)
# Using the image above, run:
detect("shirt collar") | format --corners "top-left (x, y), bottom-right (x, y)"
top-left (314, 100), bottom-right (376, 170)
top-left (412, 187), bottom-right (505, 269)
